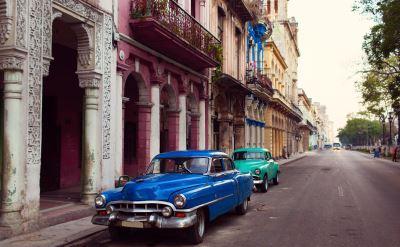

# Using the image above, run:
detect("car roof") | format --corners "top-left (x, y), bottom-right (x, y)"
top-left (154, 150), bottom-right (229, 159)
top-left (233, 147), bottom-right (270, 153)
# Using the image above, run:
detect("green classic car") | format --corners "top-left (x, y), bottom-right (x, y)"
top-left (232, 148), bottom-right (280, 193)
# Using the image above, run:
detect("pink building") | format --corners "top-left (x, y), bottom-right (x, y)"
top-left (116, 0), bottom-right (219, 177)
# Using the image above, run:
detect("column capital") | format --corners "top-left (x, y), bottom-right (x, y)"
top-left (77, 71), bottom-right (102, 88)
top-left (0, 56), bottom-right (24, 71)
top-left (151, 73), bottom-right (165, 86)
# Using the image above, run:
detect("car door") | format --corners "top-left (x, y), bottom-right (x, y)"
top-left (208, 157), bottom-right (236, 218)
top-left (222, 158), bottom-right (240, 205)
top-left (266, 151), bottom-right (277, 178)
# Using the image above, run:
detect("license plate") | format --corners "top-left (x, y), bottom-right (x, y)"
top-left (121, 221), bottom-right (144, 228)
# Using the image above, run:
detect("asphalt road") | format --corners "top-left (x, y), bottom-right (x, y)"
top-left (77, 150), bottom-right (400, 247)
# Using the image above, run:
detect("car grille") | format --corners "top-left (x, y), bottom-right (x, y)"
top-left (108, 201), bottom-right (171, 217)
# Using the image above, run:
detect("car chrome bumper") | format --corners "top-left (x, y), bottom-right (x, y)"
top-left (92, 212), bottom-right (197, 229)
top-left (253, 180), bottom-right (262, 184)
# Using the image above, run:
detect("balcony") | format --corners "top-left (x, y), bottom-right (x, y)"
top-left (130, 0), bottom-right (221, 70)
top-left (246, 70), bottom-right (274, 99)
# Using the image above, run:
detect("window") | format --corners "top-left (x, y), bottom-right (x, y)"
top-left (274, 0), bottom-right (278, 13)
top-left (266, 152), bottom-right (272, 160)
top-left (235, 28), bottom-right (241, 79)
top-left (267, 0), bottom-right (271, 14)
top-left (233, 151), bottom-right (265, 160)
top-left (211, 158), bottom-right (224, 173)
top-left (191, 0), bottom-right (196, 18)
top-left (223, 158), bottom-right (234, 171)
top-left (146, 157), bottom-right (209, 174)
top-left (217, 8), bottom-right (225, 42)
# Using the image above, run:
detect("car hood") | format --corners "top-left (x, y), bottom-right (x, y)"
top-left (120, 173), bottom-right (208, 201)
top-left (234, 160), bottom-right (264, 173)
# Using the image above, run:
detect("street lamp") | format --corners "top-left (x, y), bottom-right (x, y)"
top-left (388, 112), bottom-right (394, 146)
top-left (379, 114), bottom-right (386, 145)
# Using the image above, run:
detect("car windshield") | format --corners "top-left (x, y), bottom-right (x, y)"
top-left (146, 157), bottom-right (209, 174)
top-left (333, 143), bottom-right (341, 147)
top-left (233, 151), bottom-right (264, 160)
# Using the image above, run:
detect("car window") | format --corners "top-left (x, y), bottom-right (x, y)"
top-left (266, 152), bottom-right (272, 160)
top-left (233, 151), bottom-right (264, 160)
top-left (210, 158), bottom-right (224, 173)
top-left (223, 158), bottom-right (234, 171)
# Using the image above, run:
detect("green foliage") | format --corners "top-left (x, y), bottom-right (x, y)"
top-left (354, 0), bottom-right (400, 72)
top-left (354, 0), bottom-right (400, 116)
top-left (337, 118), bottom-right (381, 145)
top-left (210, 43), bottom-right (223, 81)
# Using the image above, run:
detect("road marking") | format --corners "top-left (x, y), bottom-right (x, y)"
top-left (338, 185), bottom-right (344, 197)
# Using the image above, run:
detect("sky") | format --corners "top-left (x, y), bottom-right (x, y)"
top-left (287, 0), bottom-right (373, 135)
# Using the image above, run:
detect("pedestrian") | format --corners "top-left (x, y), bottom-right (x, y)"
top-left (392, 146), bottom-right (398, 162)
top-left (373, 147), bottom-right (380, 158)
top-left (282, 146), bottom-right (287, 159)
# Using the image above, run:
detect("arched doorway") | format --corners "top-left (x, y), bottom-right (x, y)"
top-left (160, 85), bottom-right (177, 152)
top-left (41, 19), bottom-right (83, 196)
top-left (123, 74), bottom-right (139, 176)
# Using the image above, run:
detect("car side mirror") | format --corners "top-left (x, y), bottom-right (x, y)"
top-left (116, 175), bottom-right (130, 188)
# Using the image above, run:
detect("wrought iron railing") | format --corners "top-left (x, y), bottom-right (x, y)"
top-left (246, 69), bottom-right (273, 92)
top-left (131, 0), bottom-right (221, 61)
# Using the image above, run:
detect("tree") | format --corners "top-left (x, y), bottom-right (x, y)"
top-left (354, 0), bottom-right (400, 116)
top-left (354, 0), bottom-right (400, 74)
top-left (337, 118), bottom-right (381, 145)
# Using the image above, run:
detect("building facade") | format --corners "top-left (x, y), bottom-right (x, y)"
top-left (298, 89), bottom-right (317, 152)
top-left (117, 0), bottom-right (216, 177)
top-left (0, 0), bottom-right (118, 235)
top-left (263, 0), bottom-right (303, 158)
top-left (209, 0), bottom-right (272, 155)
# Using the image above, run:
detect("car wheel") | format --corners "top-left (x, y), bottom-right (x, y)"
top-left (109, 226), bottom-right (130, 240)
top-left (273, 172), bottom-right (279, 185)
top-left (235, 197), bottom-right (249, 215)
top-left (187, 209), bottom-right (206, 244)
top-left (260, 175), bottom-right (269, 193)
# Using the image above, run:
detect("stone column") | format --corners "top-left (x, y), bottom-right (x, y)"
top-left (136, 102), bottom-right (153, 173)
top-left (245, 121), bottom-right (250, 147)
top-left (190, 113), bottom-right (200, 149)
top-left (219, 118), bottom-right (231, 153)
top-left (150, 83), bottom-right (160, 160)
top-left (178, 94), bottom-right (187, 150)
top-left (115, 71), bottom-right (124, 177)
top-left (78, 73), bottom-right (101, 205)
top-left (199, 99), bottom-right (206, 149)
top-left (261, 126), bottom-right (265, 148)
top-left (0, 61), bottom-right (24, 226)
top-left (167, 110), bottom-right (180, 151)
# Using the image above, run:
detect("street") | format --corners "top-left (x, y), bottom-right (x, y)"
top-left (75, 150), bottom-right (400, 247)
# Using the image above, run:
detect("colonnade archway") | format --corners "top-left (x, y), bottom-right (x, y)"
top-left (41, 19), bottom-right (83, 197)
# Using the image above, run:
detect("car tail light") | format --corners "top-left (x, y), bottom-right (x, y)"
top-left (98, 210), bottom-right (107, 216)
top-left (175, 212), bottom-right (186, 218)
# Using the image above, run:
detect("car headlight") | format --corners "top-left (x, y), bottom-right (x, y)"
top-left (161, 206), bottom-right (173, 217)
top-left (254, 169), bottom-right (261, 175)
top-left (95, 195), bottom-right (106, 207)
top-left (174, 194), bottom-right (187, 208)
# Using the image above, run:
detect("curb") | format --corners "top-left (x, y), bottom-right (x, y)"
top-left (279, 155), bottom-right (307, 166)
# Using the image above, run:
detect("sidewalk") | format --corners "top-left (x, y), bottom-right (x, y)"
top-left (277, 151), bottom-right (311, 165)
top-left (0, 216), bottom-right (106, 247)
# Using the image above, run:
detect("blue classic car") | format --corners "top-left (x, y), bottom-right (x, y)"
top-left (92, 150), bottom-right (253, 244)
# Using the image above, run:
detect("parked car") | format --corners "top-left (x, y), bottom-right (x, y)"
top-left (92, 150), bottom-right (253, 244)
top-left (232, 148), bottom-right (280, 193)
